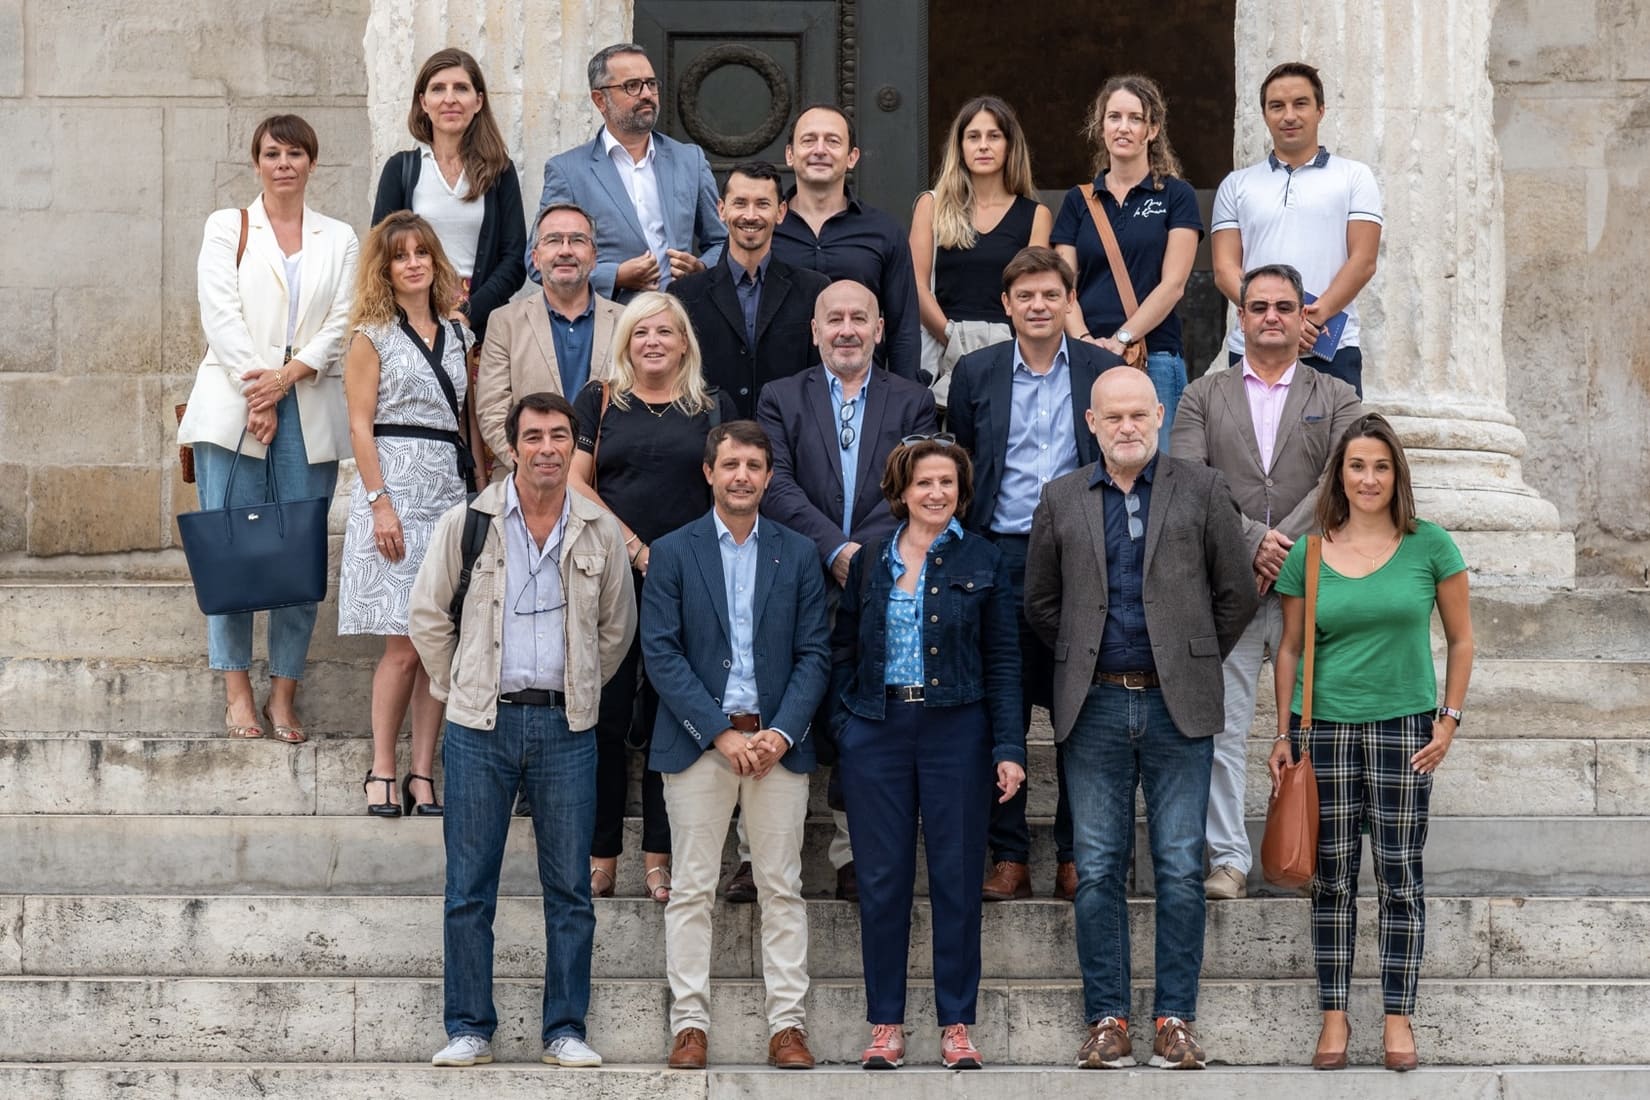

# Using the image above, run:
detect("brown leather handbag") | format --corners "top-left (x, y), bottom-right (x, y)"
top-left (1079, 183), bottom-right (1146, 369)
top-left (1261, 535), bottom-right (1322, 889)
top-left (177, 209), bottom-right (250, 483)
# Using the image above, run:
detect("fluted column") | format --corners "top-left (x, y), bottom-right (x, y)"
top-left (1234, 0), bottom-right (1573, 585)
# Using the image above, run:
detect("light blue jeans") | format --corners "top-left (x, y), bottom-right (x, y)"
top-left (191, 390), bottom-right (338, 679)
top-left (1145, 350), bottom-right (1188, 452)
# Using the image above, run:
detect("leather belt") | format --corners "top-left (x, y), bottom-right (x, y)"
top-left (727, 712), bottom-right (762, 733)
top-left (886, 685), bottom-right (926, 703)
top-left (1094, 670), bottom-right (1159, 690)
top-left (500, 689), bottom-right (566, 708)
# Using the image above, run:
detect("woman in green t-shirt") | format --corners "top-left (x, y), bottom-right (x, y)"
top-left (1267, 414), bottom-right (1474, 1072)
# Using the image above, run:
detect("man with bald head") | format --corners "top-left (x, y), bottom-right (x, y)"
top-left (1025, 367), bottom-right (1256, 1072)
top-left (746, 278), bottom-right (938, 900)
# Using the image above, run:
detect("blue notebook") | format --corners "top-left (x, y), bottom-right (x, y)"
top-left (1301, 292), bottom-right (1348, 360)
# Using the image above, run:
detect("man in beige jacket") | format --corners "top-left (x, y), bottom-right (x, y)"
top-left (409, 390), bottom-right (636, 1070)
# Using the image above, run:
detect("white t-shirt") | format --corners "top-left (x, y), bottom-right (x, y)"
top-left (411, 143), bottom-right (483, 279)
top-left (1212, 148), bottom-right (1382, 356)
top-left (283, 251), bottom-right (303, 347)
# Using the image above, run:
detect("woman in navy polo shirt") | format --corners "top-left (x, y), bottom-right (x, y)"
top-left (1053, 74), bottom-right (1203, 442)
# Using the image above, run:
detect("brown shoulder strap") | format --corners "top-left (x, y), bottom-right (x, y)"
top-left (237, 208), bottom-right (249, 267)
top-left (1300, 535), bottom-right (1322, 729)
top-left (1080, 183), bottom-right (1139, 317)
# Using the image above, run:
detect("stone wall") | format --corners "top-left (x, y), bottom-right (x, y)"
top-left (1492, 0), bottom-right (1650, 584)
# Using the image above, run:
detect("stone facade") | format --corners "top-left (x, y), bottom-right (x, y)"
top-left (0, 0), bottom-right (1644, 583)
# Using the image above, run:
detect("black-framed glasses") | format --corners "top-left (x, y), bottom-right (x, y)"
top-left (1124, 492), bottom-right (1143, 541)
top-left (511, 568), bottom-right (566, 618)
top-left (900, 432), bottom-right (958, 447)
top-left (597, 77), bottom-right (659, 97)
top-left (839, 398), bottom-right (858, 450)
top-left (536, 232), bottom-right (593, 249)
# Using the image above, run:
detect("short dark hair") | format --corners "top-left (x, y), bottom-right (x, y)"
top-left (250, 114), bottom-right (319, 163)
top-left (1315, 413), bottom-right (1418, 536)
top-left (588, 43), bottom-right (649, 91)
top-left (533, 202), bottom-right (596, 239)
top-left (724, 161), bottom-right (785, 201)
top-left (703, 419), bottom-right (772, 469)
top-left (1239, 263), bottom-right (1305, 306)
top-left (882, 439), bottom-right (974, 523)
top-left (790, 102), bottom-right (857, 150)
top-left (1260, 61), bottom-right (1325, 110)
top-left (1001, 245), bottom-right (1076, 295)
top-left (506, 392), bottom-right (579, 448)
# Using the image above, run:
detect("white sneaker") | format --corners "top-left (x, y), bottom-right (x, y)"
top-left (432, 1034), bottom-right (493, 1066)
top-left (1204, 864), bottom-right (1248, 900)
top-left (543, 1035), bottom-right (603, 1067)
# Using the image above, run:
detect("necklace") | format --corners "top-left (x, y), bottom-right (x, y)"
top-left (1343, 528), bottom-right (1401, 564)
top-left (638, 398), bottom-right (670, 418)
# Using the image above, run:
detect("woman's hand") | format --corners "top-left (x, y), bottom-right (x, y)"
top-left (241, 367), bottom-right (287, 413)
top-left (995, 761), bottom-right (1026, 804)
top-left (1267, 736), bottom-right (1294, 794)
top-left (1411, 715), bottom-right (1456, 774)
top-left (371, 498), bottom-right (405, 563)
top-left (247, 406), bottom-right (277, 446)
top-left (633, 543), bottom-right (651, 577)
top-left (1097, 336), bottom-right (1128, 356)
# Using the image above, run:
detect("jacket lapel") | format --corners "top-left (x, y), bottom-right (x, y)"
top-left (986, 345), bottom-right (1015, 474)
top-left (752, 521), bottom-right (781, 628)
top-left (1080, 476), bottom-right (1110, 595)
top-left (1142, 458), bottom-right (1176, 578)
top-left (1270, 365), bottom-right (1312, 467)
top-left (1220, 366), bottom-right (1265, 474)
top-left (805, 371), bottom-right (844, 493)
top-left (526, 294), bottom-right (561, 391)
top-left (689, 517), bottom-right (733, 647)
top-left (853, 372), bottom-right (890, 510)
top-left (1068, 346), bottom-right (1100, 464)
top-left (588, 133), bottom-right (646, 241)
top-left (753, 262), bottom-right (791, 346)
top-left (708, 261), bottom-right (748, 347)
top-left (652, 136), bottom-right (681, 239)
top-left (244, 197), bottom-right (288, 293)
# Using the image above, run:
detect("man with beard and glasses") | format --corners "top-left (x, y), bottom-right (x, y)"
top-left (476, 202), bottom-right (623, 473)
top-left (531, 43), bottom-right (725, 301)
top-left (669, 161), bottom-right (831, 418)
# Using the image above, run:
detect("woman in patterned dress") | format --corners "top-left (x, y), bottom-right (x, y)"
top-left (340, 212), bottom-right (472, 817)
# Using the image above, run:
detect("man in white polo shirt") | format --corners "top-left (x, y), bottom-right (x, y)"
top-left (1211, 62), bottom-right (1382, 396)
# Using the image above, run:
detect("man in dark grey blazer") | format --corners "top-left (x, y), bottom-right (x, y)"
top-left (1170, 263), bottom-right (1363, 901)
top-left (1025, 367), bottom-right (1256, 1072)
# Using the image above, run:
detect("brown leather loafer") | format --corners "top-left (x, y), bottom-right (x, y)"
top-left (1055, 860), bottom-right (1078, 901)
top-left (768, 1025), bottom-right (815, 1069)
top-left (836, 861), bottom-right (859, 902)
top-left (724, 861), bottom-right (757, 904)
top-left (982, 860), bottom-right (1032, 901)
top-left (667, 1027), bottom-right (707, 1069)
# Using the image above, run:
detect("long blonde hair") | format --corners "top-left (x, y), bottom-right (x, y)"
top-left (349, 212), bottom-right (462, 329)
top-left (607, 292), bottom-right (715, 415)
top-left (407, 48), bottom-right (511, 201)
top-left (930, 96), bottom-right (1037, 250)
top-left (1083, 74), bottom-right (1184, 188)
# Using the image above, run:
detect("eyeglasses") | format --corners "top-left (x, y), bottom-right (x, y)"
top-left (1124, 492), bottom-right (1143, 541)
top-left (838, 398), bottom-right (859, 450)
top-left (597, 77), bottom-right (660, 97)
top-left (511, 562), bottom-right (566, 618)
top-left (899, 432), bottom-right (958, 447)
top-left (536, 232), bottom-right (593, 249)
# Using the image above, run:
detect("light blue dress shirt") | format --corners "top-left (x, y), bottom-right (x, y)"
top-left (827, 367), bottom-right (870, 564)
top-left (498, 480), bottom-right (570, 694)
top-left (882, 518), bottom-right (965, 685)
top-left (715, 510), bottom-right (762, 708)
top-left (990, 337), bottom-right (1079, 535)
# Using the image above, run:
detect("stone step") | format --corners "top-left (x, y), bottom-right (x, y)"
top-left (3, 814), bottom-right (1646, 898)
top-left (1455, 587), bottom-right (1650, 660)
top-left (8, 893), bottom-right (1644, 982)
top-left (0, 975), bottom-right (1644, 1065)
top-left (4, 734), bottom-right (1639, 818)
top-left (2, 1063), bottom-right (1647, 1100)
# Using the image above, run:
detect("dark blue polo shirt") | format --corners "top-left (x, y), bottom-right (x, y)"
top-left (1051, 173), bottom-right (1203, 358)
top-left (545, 293), bottom-right (596, 396)
top-left (1090, 454), bottom-right (1158, 672)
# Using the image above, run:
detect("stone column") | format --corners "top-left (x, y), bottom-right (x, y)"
top-left (364, 0), bottom-right (632, 222)
top-left (1234, 0), bottom-right (1574, 586)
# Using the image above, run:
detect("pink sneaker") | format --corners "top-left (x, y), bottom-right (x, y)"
top-left (941, 1023), bottom-right (982, 1070)
top-left (860, 1024), bottom-right (905, 1069)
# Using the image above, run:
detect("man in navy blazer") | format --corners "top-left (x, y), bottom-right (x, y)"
top-left (946, 246), bottom-right (1125, 903)
top-left (641, 420), bottom-right (829, 1071)
top-left (532, 43), bottom-right (725, 301)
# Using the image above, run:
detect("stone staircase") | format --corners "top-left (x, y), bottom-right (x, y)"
top-left (1, 578), bottom-right (1648, 1098)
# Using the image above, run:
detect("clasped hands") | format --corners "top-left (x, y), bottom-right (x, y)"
top-left (1252, 527), bottom-right (1294, 595)
top-left (714, 728), bottom-right (789, 778)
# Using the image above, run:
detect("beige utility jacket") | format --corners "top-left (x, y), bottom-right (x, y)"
top-left (408, 480), bottom-right (636, 732)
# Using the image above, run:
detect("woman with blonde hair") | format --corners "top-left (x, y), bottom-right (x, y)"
top-left (339, 212), bottom-right (473, 817)
top-left (570, 291), bottom-right (738, 902)
top-left (910, 96), bottom-right (1051, 402)
top-left (1053, 74), bottom-right (1202, 441)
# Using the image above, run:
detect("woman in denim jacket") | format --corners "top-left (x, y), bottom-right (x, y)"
top-left (829, 435), bottom-right (1026, 1071)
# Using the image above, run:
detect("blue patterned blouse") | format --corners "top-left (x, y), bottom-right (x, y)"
top-left (882, 518), bottom-right (965, 686)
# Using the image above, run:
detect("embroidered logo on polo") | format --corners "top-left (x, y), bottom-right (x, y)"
top-left (1134, 199), bottom-right (1168, 219)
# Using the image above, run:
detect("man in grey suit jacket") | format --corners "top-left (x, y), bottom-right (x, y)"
top-left (1025, 367), bottom-right (1255, 1072)
top-left (641, 420), bottom-right (829, 1070)
top-left (533, 43), bottom-right (726, 301)
top-left (477, 203), bottom-right (623, 472)
top-left (1169, 263), bottom-right (1363, 901)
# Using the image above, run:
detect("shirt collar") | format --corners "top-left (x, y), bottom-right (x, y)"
top-left (713, 509), bottom-right (760, 546)
top-left (781, 184), bottom-right (865, 215)
top-left (884, 517), bottom-right (965, 573)
top-left (727, 248), bottom-right (771, 284)
top-left (826, 365), bottom-right (870, 404)
top-left (1012, 336), bottom-right (1071, 377)
top-left (1240, 358), bottom-right (1297, 387)
top-left (1090, 452), bottom-right (1160, 490)
top-left (545, 292), bottom-right (596, 324)
top-left (600, 126), bottom-right (654, 166)
top-left (1093, 169), bottom-right (1158, 198)
top-left (504, 477), bottom-right (572, 528)
top-left (1267, 146), bottom-right (1331, 171)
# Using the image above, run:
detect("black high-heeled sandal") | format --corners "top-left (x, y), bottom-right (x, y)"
top-left (402, 773), bottom-right (444, 817)
top-left (363, 772), bottom-right (402, 818)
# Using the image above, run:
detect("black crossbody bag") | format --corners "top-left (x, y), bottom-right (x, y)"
top-left (373, 316), bottom-right (477, 489)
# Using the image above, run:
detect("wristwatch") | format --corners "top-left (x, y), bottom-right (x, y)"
top-left (1113, 328), bottom-right (1135, 346)
top-left (365, 488), bottom-right (391, 505)
top-left (1437, 706), bottom-right (1464, 725)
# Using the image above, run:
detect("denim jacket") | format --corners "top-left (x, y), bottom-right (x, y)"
top-left (829, 525), bottom-right (1025, 766)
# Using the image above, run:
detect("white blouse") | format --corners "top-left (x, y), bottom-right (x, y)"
top-left (412, 143), bottom-right (483, 279)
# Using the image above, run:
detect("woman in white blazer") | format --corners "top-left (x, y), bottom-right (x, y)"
top-left (177, 114), bottom-right (358, 743)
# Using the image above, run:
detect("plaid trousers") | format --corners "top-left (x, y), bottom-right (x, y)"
top-left (1293, 711), bottom-right (1435, 1014)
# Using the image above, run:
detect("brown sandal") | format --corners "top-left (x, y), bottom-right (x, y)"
top-left (225, 705), bottom-right (263, 739)
top-left (262, 704), bottom-right (307, 744)
top-left (590, 864), bottom-right (616, 899)
top-left (645, 864), bottom-right (672, 904)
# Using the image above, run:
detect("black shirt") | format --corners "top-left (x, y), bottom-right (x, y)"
top-left (934, 195), bottom-right (1038, 324)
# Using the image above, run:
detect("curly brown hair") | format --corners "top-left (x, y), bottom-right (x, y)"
top-left (1082, 74), bottom-right (1184, 188)
top-left (349, 212), bottom-right (462, 329)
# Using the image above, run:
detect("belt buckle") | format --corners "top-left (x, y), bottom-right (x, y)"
top-left (1121, 671), bottom-right (1149, 691)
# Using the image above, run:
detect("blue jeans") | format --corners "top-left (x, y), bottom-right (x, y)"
top-left (191, 390), bottom-right (338, 679)
top-left (442, 703), bottom-right (597, 1044)
top-left (1144, 351), bottom-right (1187, 451)
top-left (1064, 683), bottom-right (1212, 1023)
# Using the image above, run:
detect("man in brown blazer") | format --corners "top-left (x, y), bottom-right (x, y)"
top-left (476, 202), bottom-right (623, 476)
top-left (1025, 367), bottom-right (1255, 1071)
top-left (1169, 262), bottom-right (1363, 900)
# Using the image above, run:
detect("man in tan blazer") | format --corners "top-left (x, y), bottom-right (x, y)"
top-left (476, 202), bottom-right (623, 476)
top-left (1169, 262), bottom-right (1363, 901)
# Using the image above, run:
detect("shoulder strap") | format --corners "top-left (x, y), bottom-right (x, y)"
top-left (1300, 535), bottom-right (1322, 729)
top-left (706, 389), bottom-right (723, 430)
top-left (589, 382), bottom-right (612, 492)
top-left (1080, 183), bottom-right (1139, 316)
top-left (397, 317), bottom-right (476, 486)
top-left (448, 505), bottom-right (491, 634)
top-left (236, 208), bottom-right (249, 267)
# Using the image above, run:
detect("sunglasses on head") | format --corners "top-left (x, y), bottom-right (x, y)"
top-left (899, 432), bottom-right (958, 447)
